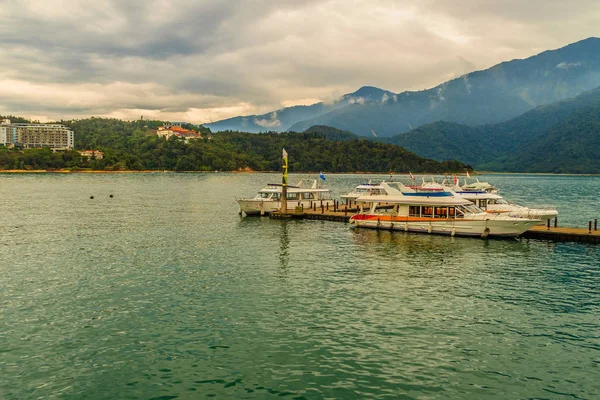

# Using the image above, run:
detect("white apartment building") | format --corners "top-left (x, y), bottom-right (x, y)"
top-left (0, 119), bottom-right (74, 150)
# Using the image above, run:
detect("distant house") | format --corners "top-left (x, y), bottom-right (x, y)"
top-left (156, 123), bottom-right (201, 140)
top-left (80, 150), bottom-right (104, 160)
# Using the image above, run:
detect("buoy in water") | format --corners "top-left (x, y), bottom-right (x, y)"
top-left (90, 196), bottom-right (94, 199)
top-left (109, 194), bottom-right (113, 198)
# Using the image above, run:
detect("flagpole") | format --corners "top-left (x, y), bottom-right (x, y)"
top-left (282, 148), bottom-right (288, 214)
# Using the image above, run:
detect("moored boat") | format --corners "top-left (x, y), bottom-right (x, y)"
top-left (459, 177), bottom-right (498, 193)
top-left (350, 183), bottom-right (541, 238)
top-left (238, 179), bottom-right (334, 216)
top-left (340, 181), bottom-right (388, 201)
top-left (401, 176), bottom-right (558, 222)
top-left (451, 190), bottom-right (558, 222)
top-left (436, 178), bottom-right (558, 222)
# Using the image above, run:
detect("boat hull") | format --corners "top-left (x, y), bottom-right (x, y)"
top-left (350, 215), bottom-right (540, 237)
top-left (489, 208), bottom-right (558, 222)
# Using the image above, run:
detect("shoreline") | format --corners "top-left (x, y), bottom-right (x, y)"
top-left (1, 169), bottom-right (598, 176)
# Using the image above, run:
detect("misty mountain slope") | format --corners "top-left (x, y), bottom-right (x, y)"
top-left (205, 86), bottom-right (394, 133)
top-left (387, 86), bottom-right (600, 173)
top-left (289, 37), bottom-right (600, 137)
top-left (204, 102), bottom-right (332, 133)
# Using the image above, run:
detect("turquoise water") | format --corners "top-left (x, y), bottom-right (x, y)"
top-left (1, 173), bottom-right (599, 399)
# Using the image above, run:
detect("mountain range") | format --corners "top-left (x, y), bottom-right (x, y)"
top-left (299, 86), bottom-right (600, 173)
top-left (385, 86), bottom-right (600, 173)
top-left (204, 86), bottom-right (396, 133)
top-left (206, 37), bottom-right (600, 138)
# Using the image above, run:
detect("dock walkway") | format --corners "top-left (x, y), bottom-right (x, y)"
top-left (271, 209), bottom-right (600, 244)
top-left (522, 225), bottom-right (600, 244)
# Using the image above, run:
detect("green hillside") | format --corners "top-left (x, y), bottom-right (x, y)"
top-left (0, 118), bottom-right (470, 173)
top-left (386, 87), bottom-right (600, 173)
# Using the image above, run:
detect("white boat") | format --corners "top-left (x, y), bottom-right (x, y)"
top-left (460, 177), bottom-right (498, 193)
top-left (350, 183), bottom-right (541, 238)
top-left (437, 178), bottom-right (558, 222)
top-left (340, 181), bottom-right (388, 201)
top-left (451, 190), bottom-right (558, 222)
top-left (238, 179), bottom-right (334, 216)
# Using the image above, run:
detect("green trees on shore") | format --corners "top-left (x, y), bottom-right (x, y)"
top-left (0, 117), bottom-right (470, 173)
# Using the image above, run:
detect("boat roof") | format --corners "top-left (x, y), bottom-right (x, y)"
top-left (258, 179), bottom-right (330, 193)
top-left (356, 193), bottom-right (473, 206)
top-left (354, 183), bottom-right (385, 189)
top-left (259, 186), bottom-right (330, 193)
top-left (454, 192), bottom-right (503, 199)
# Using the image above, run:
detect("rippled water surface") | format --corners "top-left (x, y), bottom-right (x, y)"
top-left (1, 173), bottom-right (599, 399)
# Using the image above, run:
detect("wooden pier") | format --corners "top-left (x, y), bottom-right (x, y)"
top-left (521, 225), bottom-right (600, 244)
top-left (271, 209), bottom-right (352, 222)
top-left (271, 208), bottom-right (600, 244)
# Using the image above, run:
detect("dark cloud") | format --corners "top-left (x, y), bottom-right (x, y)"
top-left (0, 0), bottom-right (598, 122)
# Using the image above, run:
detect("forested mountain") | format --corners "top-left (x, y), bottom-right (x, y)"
top-left (207, 38), bottom-right (600, 138)
top-left (204, 86), bottom-right (394, 133)
top-left (386, 86), bottom-right (600, 173)
top-left (0, 117), bottom-right (469, 173)
top-left (302, 125), bottom-right (359, 141)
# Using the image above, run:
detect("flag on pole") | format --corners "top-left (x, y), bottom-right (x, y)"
top-left (282, 148), bottom-right (288, 186)
top-left (319, 171), bottom-right (326, 181)
top-left (409, 171), bottom-right (415, 180)
top-left (466, 170), bottom-right (471, 178)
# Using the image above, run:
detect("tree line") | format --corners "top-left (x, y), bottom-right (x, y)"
top-left (0, 117), bottom-right (471, 173)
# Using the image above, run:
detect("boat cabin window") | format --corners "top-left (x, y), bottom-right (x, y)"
top-left (286, 193), bottom-right (299, 200)
top-left (273, 193), bottom-right (281, 200)
top-left (301, 192), bottom-right (314, 199)
top-left (422, 206), bottom-right (433, 217)
top-left (409, 206), bottom-right (420, 217)
top-left (434, 207), bottom-right (448, 218)
top-left (448, 207), bottom-right (455, 217)
top-left (478, 199), bottom-right (487, 209)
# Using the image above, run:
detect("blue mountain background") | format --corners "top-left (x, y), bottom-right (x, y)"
top-left (206, 38), bottom-right (600, 138)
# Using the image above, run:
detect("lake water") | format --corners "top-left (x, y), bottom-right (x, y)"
top-left (1, 173), bottom-right (599, 399)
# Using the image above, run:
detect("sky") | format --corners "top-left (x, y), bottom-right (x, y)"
top-left (1, 0), bottom-right (599, 124)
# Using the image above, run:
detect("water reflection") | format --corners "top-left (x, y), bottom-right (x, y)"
top-left (351, 227), bottom-right (527, 256)
top-left (278, 220), bottom-right (290, 273)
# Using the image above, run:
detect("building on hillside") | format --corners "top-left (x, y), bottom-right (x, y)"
top-left (156, 123), bottom-right (202, 140)
top-left (0, 119), bottom-right (15, 146)
top-left (79, 150), bottom-right (104, 160)
top-left (0, 119), bottom-right (74, 150)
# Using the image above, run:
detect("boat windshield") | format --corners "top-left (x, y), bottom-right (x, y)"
top-left (488, 198), bottom-right (509, 205)
top-left (357, 188), bottom-right (385, 195)
top-left (456, 204), bottom-right (483, 214)
top-left (258, 192), bottom-right (272, 199)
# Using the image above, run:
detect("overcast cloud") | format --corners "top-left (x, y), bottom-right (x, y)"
top-left (0, 0), bottom-right (599, 123)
